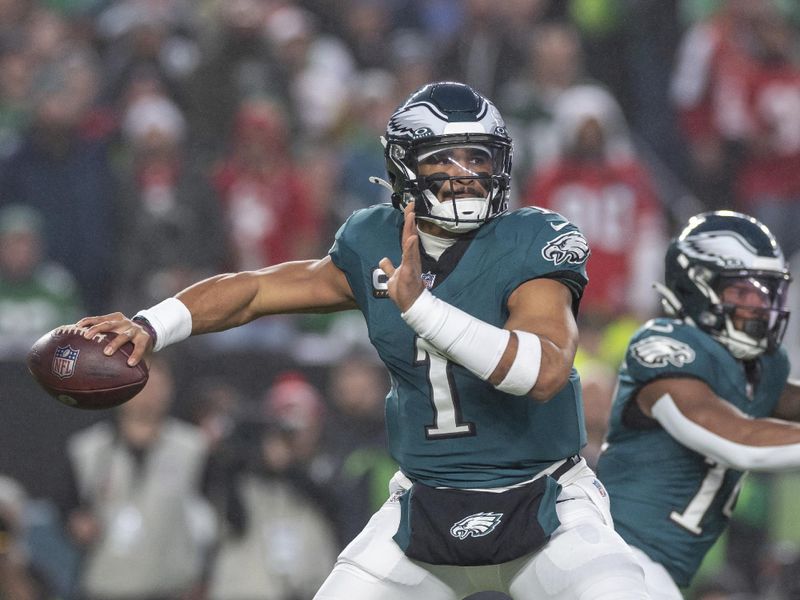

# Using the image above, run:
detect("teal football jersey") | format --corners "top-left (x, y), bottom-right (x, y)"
top-left (329, 204), bottom-right (589, 488)
top-left (597, 318), bottom-right (790, 587)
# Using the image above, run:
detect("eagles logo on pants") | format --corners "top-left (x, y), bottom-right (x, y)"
top-left (314, 460), bottom-right (649, 600)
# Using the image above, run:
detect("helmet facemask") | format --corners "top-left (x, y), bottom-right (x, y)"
top-left (705, 272), bottom-right (791, 359)
top-left (394, 140), bottom-right (510, 233)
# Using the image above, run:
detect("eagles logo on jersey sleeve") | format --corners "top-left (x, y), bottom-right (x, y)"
top-left (624, 320), bottom-right (723, 388)
top-left (492, 208), bottom-right (589, 310)
top-left (630, 336), bottom-right (696, 368)
top-left (541, 229), bottom-right (591, 267)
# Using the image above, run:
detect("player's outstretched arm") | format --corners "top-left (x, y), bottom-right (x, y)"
top-left (178, 257), bottom-right (356, 332)
top-left (78, 257), bottom-right (356, 366)
top-left (636, 377), bottom-right (800, 471)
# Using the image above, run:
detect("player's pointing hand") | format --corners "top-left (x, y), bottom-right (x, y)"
top-left (379, 202), bottom-right (425, 312)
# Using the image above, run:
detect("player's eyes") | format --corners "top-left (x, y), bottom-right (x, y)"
top-left (421, 155), bottom-right (450, 165)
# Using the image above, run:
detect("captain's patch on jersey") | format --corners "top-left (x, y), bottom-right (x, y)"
top-left (450, 512), bottom-right (503, 539)
top-left (631, 336), bottom-right (696, 368)
top-left (371, 267), bottom-right (389, 298)
top-left (541, 230), bottom-right (589, 266)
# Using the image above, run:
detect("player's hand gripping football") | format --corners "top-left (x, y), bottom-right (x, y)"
top-left (76, 313), bottom-right (153, 366)
top-left (379, 202), bottom-right (425, 312)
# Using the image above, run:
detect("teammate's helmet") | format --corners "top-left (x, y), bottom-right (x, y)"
top-left (382, 82), bottom-right (512, 233)
top-left (660, 211), bottom-right (791, 359)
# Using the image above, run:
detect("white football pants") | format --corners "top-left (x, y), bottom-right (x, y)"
top-left (315, 460), bottom-right (650, 599)
top-left (628, 546), bottom-right (684, 600)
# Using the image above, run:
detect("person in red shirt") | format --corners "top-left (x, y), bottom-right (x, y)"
top-left (669, 0), bottom-right (770, 209)
top-left (524, 84), bottom-right (666, 321)
top-left (732, 7), bottom-right (800, 262)
top-left (212, 98), bottom-right (322, 271)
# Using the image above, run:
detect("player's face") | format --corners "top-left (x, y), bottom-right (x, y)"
top-left (417, 146), bottom-right (492, 203)
top-left (719, 277), bottom-right (774, 330)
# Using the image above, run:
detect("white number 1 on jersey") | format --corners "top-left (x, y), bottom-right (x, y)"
top-left (415, 337), bottom-right (475, 438)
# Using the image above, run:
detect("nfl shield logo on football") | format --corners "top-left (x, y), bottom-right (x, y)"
top-left (52, 345), bottom-right (80, 379)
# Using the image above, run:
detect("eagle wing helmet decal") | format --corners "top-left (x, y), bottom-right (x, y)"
top-left (678, 231), bottom-right (767, 268)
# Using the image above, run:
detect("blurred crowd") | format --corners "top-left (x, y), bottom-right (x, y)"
top-left (2, 0), bottom-right (800, 599)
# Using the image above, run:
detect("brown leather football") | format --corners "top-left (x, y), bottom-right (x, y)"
top-left (26, 325), bottom-right (149, 409)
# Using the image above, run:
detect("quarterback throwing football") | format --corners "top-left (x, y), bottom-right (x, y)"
top-left (79, 82), bottom-right (649, 599)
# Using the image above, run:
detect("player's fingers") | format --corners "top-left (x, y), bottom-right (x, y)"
top-left (378, 257), bottom-right (396, 277)
top-left (82, 317), bottom-right (128, 340)
top-left (122, 333), bottom-right (152, 366)
top-left (76, 313), bottom-right (125, 329)
top-left (401, 206), bottom-right (416, 242)
top-left (102, 327), bottom-right (150, 366)
top-left (402, 233), bottom-right (421, 271)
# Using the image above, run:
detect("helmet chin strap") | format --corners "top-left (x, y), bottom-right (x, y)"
top-left (419, 187), bottom-right (489, 233)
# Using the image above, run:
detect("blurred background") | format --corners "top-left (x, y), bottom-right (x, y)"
top-left (1, 0), bottom-right (800, 598)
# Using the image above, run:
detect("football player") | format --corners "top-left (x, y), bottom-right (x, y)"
top-left (597, 211), bottom-right (800, 599)
top-left (78, 82), bottom-right (649, 599)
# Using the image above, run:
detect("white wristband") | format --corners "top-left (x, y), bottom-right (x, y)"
top-left (496, 330), bottom-right (541, 395)
top-left (134, 297), bottom-right (192, 352)
top-left (401, 288), bottom-right (509, 383)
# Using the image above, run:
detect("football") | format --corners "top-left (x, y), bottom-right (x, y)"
top-left (26, 325), bottom-right (149, 410)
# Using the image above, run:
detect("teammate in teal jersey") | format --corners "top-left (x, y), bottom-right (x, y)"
top-left (597, 211), bottom-right (800, 599)
top-left (76, 82), bottom-right (649, 599)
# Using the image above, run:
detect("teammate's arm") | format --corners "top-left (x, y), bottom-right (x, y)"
top-left (380, 203), bottom-right (577, 402)
top-left (771, 380), bottom-right (800, 421)
top-left (78, 257), bottom-right (356, 365)
top-left (635, 377), bottom-right (800, 471)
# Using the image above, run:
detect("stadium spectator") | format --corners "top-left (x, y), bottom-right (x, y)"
top-left (324, 354), bottom-right (395, 546)
top-left (263, 4), bottom-right (356, 144)
top-left (62, 358), bottom-right (215, 600)
top-left (435, 0), bottom-right (528, 99)
top-left (728, 4), bottom-right (800, 262)
top-left (499, 20), bottom-right (592, 189)
top-left (524, 84), bottom-right (666, 321)
top-left (186, 0), bottom-right (289, 159)
top-left (0, 474), bottom-right (42, 600)
top-left (669, 0), bottom-right (768, 209)
top-left (212, 96), bottom-right (322, 271)
top-left (113, 88), bottom-right (226, 313)
top-left (386, 28), bottom-right (436, 99)
top-left (206, 372), bottom-right (338, 600)
top-left (0, 50), bottom-right (117, 314)
top-left (337, 0), bottom-right (395, 70)
top-left (0, 204), bottom-right (83, 360)
top-left (331, 68), bottom-right (399, 229)
top-left (92, 0), bottom-right (200, 112)
top-left (0, 34), bottom-right (33, 161)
